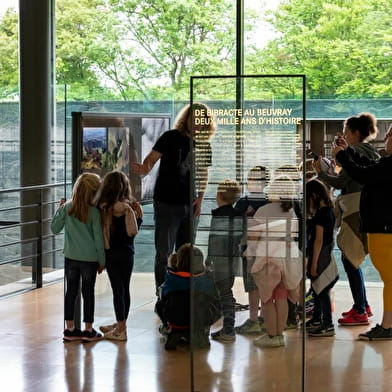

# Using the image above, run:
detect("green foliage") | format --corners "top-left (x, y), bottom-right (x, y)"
top-left (0, 9), bottom-right (18, 100)
top-left (108, 0), bottom-right (236, 100)
top-left (252, 0), bottom-right (392, 98)
top-left (57, 0), bottom-right (238, 100)
top-left (1, 0), bottom-right (390, 101)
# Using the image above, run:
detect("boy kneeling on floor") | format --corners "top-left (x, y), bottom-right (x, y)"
top-left (155, 243), bottom-right (221, 350)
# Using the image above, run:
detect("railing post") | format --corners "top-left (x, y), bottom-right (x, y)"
top-left (36, 189), bottom-right (43, 288)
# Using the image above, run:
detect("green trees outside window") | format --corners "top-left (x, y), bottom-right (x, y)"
top-left (0, 0), bottom-right (391, 101)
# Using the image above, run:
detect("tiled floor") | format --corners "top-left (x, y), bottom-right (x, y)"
top-left (0, 273), bottom-right (390, 392)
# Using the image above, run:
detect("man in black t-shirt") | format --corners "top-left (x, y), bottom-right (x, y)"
top-left (132, 103), bottom-right (216, 291)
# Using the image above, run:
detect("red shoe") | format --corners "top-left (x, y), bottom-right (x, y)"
top-left (342, 306), bottom-right (373, 318)
top-left (341, 307), bottom-right (355, 317)
top-left (338, 310), bottom-right (369, 326)
top-left (366, 306), bottom-right (374, 317)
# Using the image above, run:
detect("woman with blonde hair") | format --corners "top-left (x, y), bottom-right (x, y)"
top-left (131, 103), bottom-right (216, 292)
top-left (51, 173), bottom-right (105, 342)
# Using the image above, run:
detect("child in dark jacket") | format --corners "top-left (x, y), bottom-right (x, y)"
top-left (155, 243), bottom-right (221, 350)
top-left (206, 179), bottom-right (243, 342)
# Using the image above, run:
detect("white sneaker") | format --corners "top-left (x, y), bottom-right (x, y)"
top-left (253, 334), bottom-right (280, 348)
top-left (104, 328), bottom-right (127, 341)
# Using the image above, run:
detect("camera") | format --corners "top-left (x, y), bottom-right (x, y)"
top-left (308, 151), bottom-right (319, 160)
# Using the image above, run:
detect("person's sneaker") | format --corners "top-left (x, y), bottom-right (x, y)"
top-left (253, 334), bottom-right (280, 348)
top-left (285, 320), bottom-right (298, 330)
top-left (305, 307), bottom-right (314, 317)
top-left (342, 306), bottom-right (373, 318)
top-left (366, 306), bottom-right (374, 317)
top-left (211, 327), bottom-right (236, 343)
top-left (99, 323), bottom-right (117, 334)
top-left (358, 324), bottom-right (392, 341)
top-left (338, 310), bottom-right (369, 326)
top-left (308, 324), bottom-right (335, 337)
top-left (104, 328), bottom-right (127, 341)
top-left (82, 328), bottom-right (103, 342)
top-left (305, 318), bottom-right (321, 330)
top-left (158, 323), bottom-right (171, 337)
top-left (258, 316), bottom-right (266, 330)
top-left (63, 328), bottom-right (84, 342)
top-left (305, 290), bottom-right (314, 314)
top-left (235, 319), bottom-right (262, 334)
top-left (164, 332), bottom-right (182, 350)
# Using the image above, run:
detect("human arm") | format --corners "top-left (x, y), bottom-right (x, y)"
top-left (50, 203), bottom-right (67, 234)
top-left (131, 149), bottom-right (162, 175)
top-left (310, 225), bottom-right (323, 277)
top-left (335, 149), bottom-right (391, 185)
top-left (314, 157), bottom-right (350, 189)
top-left (91, 208), bottom-right (106, 268)
top-left (125, 205), bottom-right (138, 236)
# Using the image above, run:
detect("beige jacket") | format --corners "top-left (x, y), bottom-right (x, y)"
top-left (101, 201), bottom-right (138, 249)
top-left (335, 192), bottom-right (367, 268)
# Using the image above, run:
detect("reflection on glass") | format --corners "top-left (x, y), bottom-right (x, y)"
top-left (191, 75), bottom-right (305, 391)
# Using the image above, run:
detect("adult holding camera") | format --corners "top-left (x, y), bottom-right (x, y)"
top-left (131, 103), bottom-right (216, 291)
top-left (314, 112), bottom-right (379, 326)
top-left (332, 125), bottom-right (392, 340)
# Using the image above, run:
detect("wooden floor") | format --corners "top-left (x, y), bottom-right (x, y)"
top-left (0, 273), bottom-right (391, 392)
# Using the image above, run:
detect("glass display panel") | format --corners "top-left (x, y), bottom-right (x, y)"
top-left (190, 75), bottom-right (306, 392)
top-left (72, 112), bottom-right (170, 202)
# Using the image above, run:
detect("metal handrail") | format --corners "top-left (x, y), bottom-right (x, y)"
top-left (0, 182), bottom-right (68, 195)
top-left (0, 182), bottom-right (71, 298)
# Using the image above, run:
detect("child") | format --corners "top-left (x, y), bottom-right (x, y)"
top-left (305, 179), bottom-right (339, 337)
top-left (95, 170), bottom-right (143, 341)
top-left (207, 179), bottom-right (243, 342)
top-left (249, 176), bottom-right (302, 348)
top-left (51, 172), bottom-right (105, 342)
top-left (155, 243), bottom-right (221, 350)
top-left (235, 166), bottom-right (269, 334)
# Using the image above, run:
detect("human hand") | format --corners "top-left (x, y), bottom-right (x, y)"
top-left (97, 265), bottom-right (105, 274)
top-left (59, 197), bottom-right (66, 207)
top-left (131, 162), bottom-right (143, 175)
top-left (310, 264), bottom-right (318, 278)
top-left (331, 144), bottom-right (344, 156)
top-left (131, 201), bottom-right (143, 218)
top-left (193, 196), bottom-right (203, 217)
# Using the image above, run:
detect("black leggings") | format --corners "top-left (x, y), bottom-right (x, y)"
top-left (106, 247), bottom-right (134, 322)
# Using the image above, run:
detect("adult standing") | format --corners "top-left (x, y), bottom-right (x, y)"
top-left (131, 103), bottom-right (216, 290)
top-left (332, 125), bottom-right (392, 340)
top-left (314, 112), bottom-right (379, 326)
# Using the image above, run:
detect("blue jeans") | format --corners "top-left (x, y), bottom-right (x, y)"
top-left (105, 247), bottom-right (134, 322)
top-left (342, 256), bottom-right (369, 314)
top-left (64, 258), bottom-right (98, 323)
top-left (153, 200), bottom-right (192, 289)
